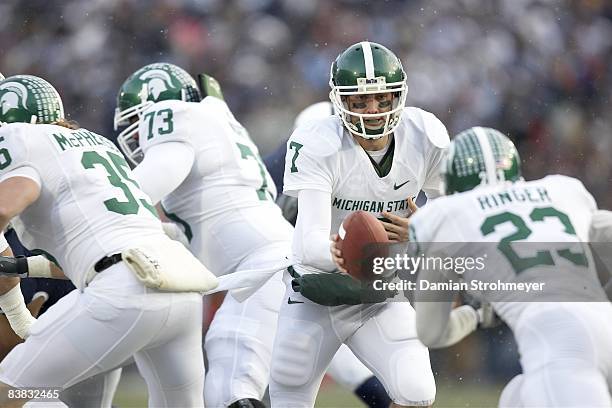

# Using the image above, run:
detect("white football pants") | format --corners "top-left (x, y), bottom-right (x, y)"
top-left (201, 204), bottom-right (380, 407)
top-left (0, 263), bottom-right (205, 408)
top-left (269, 274), bottom-right (436, 408)
top-left (499, 302), bottom-right (612, 407)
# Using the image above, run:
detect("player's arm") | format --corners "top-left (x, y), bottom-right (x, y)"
top-left (131, 141), bottom-right (195, 205)
top-left (296, 189), bottom-right (337, 272)
top-left (0, 254), bottom-right (67, 279)
top-left (0, 176), bottom-right (40, 230)
top-left (0, 172), bottom-right (66, 280)
top-left (380, 197), bottom-right (418, 242)
top-left (0, 230), bottom-right (58, 357)
top-left (421, 112), bottom-right (450, 200)
top-left (414, 266), bottom-right (479, 349)
top-left (411, 210), bottom-right (480, 348)
top-left (284, 125), bottom-right (338, 271)
top-left (421, 150), bottom-right (447, 199)
top-left (0, 261), bottom-right (47, 361)
top-left (0, 240), bottom-right (20, 304)
top-left (0, 176), bottom-right (41, 340)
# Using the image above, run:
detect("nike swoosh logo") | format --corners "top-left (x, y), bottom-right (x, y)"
top-left (287, 298), bottom-right (304, 304)
top-left (393, 180), bottom-right (410, 190)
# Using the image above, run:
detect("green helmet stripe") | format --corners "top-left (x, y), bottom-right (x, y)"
top-left (329, 41), bottom-right (407, 139)
top-left (444, 127), bottom-right (521, 195)
top-left (473, 126), bottom-right (496, 184)
top-left (361, 41), bottom-right (375, 79)
top-left (461, 131), bottom-right (482, 176)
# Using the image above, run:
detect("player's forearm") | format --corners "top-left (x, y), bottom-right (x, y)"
top-left (0, 255), bottom-right (66, 279)
top-left (0, 276), bottom-right (20, 295)
top-left (301, 227), bottom-right (336, 272)
top-left (0, 281), bottom-right (35, 339)
top-left (0, 239), bottom-right (19, 295)
top-left (29, 256), bottom-right (67, 279)
top-left (420, 305), bottom-right (478, 349)
top-left (296, 189), bottom-right (336, 272)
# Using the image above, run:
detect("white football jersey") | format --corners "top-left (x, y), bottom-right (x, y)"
top-left (138, 98), bottom-right (291, 276)
top-left (411, 175), bottom-right (607, 327)
top-left (284, 107), bottom-right (449, 274)
top-left (0, 123), bottom-right (163, 289)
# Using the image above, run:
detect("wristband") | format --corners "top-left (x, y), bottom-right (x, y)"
top-left (27, 255), bottom-right (53, 278)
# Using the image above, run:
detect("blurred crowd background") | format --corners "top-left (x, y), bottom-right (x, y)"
top-left (0, 0), bottom-right (610, 203)
top-left (0, 0), bottom-right (610, 394)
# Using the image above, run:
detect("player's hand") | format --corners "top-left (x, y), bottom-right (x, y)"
top-left (330, 234), bottom-right (348, 273)
top-left (162, 222), bottom-right (190, 247)
top-left (28, 291), bottom-right (48, 318)
top-left (381, 197), bottom-right (417, 242)
top-left (0, 256), bottom-right (28, 278)
top-left (477, 303), bottom-right (502, 329)
top-left (407, 196), bottom-right (418, 214)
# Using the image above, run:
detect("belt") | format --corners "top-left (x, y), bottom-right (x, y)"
top-left (94, 253), bottom-right (123, 273)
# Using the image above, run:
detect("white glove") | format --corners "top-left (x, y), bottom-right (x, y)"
top-left (162, 222), bottom-right (190, 247)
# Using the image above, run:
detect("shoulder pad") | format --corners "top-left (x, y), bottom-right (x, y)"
top-left (0, 122), bottom-right (38, 136)
top-left (147, 99), bottom-right (193, 114)
top-left (289, 116), bottom-right (343, 159)
top-left (402, 107), bottom-right (450, 149)
top-left (197, 97), bottom-right (236, 125)
top-left (542, 174), bottom-right (581, 188)
top-left (544, 174), bottom-right (595, 204)
top-left (199, 95), bottom-right (227, 112)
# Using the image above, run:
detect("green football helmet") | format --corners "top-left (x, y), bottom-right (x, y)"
top-left (114, 62), bottom-right (201, 165)
top-left (329, 41), bottom-right (407, 139)
top-left (444, 127), bottom-right (521, 195)
top-left (0, 75), bottom-right (64, 125)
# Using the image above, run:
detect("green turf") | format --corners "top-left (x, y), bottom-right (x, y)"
top-left (114, 366), bottom-right (503, 407)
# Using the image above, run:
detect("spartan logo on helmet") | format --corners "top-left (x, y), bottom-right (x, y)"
top-left (0, 75), bottom-right (64, 125)
top-left (329, 41), bottom-right (407, 140)
top-left (138, 69), bottom-right (175, 101)
top-left (0, 81), bottom-right (29, 116)
top-left (114, 62), bottom-right (201, 166)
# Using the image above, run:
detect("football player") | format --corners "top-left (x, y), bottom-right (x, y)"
top-left (0, 71), bottom-right (124, 408)
top-left (269, 41), bottom-right (448, 407)
top-left (115, 63), bottom-right (296, 408)
top-left (0, 69), bottom-right (35, 349)
top-left (0, 75), bottom-right (216, 407)
top-left (264, 101), bottom-right (392, 408)
top-left (411, 127), bottom-right (612, 407)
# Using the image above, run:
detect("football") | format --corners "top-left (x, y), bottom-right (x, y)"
top-left (337, 211), bottom-right (389, 281)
